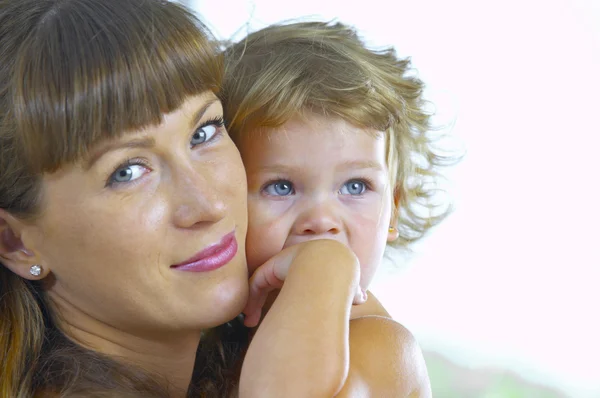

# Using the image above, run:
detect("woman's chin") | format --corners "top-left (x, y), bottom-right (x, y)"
top-left (200, 276), bottom-right (249, 328)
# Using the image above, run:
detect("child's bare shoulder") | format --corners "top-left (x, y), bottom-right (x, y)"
top-left (350, 291), bottom-right (391, 319)
top-left (339, 316), bottom-right (432, 398)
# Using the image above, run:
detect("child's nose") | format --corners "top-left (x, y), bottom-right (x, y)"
top-left (293, 200), bottom-right (341, 236)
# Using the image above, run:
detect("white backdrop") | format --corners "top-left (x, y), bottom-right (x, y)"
top-left (183, 0), bottom-right (600, 396)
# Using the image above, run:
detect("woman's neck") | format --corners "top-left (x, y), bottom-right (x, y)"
top-left (70, 321), bottom-right (201, 396)
top-left (50, 294), bottom-right (202, 397)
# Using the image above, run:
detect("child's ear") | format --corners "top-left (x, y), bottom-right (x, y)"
top-left (392, 185), bottom-right (402, 211)
top-left (387, 186), bottom-right (401, 242)
top-left (387, 224), bottom-right (399, 242)
top-left (0, 210), bottom-right (48, 280)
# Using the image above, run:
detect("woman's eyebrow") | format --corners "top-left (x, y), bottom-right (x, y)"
top-left (83, 99), bottom-right (219, 169)
top-left (189, 99), bottom-right (219, 128)
top-left (84, 137), bottom-right (156, 170)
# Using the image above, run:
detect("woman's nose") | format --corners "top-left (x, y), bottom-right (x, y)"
top-left (172, 165), bottom-right (227, 229)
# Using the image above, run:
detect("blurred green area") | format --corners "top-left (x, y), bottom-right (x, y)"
top-left (424, 351), bottom-right (569, 398)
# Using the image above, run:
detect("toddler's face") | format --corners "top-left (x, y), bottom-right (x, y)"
top-left (239, 113), bottom-right (396, 289)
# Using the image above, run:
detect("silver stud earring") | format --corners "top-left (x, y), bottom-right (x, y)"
top-left (29, 264), bottom-right (42, 277)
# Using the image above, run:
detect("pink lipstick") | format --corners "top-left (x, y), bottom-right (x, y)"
top-left (171, 231), bottom-right (237, 272)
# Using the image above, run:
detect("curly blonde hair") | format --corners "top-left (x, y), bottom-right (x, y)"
top-left (221, 21), bottom-right (457, 246)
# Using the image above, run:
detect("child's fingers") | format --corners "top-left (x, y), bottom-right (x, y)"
top-left (352, 287), bottom-right (367, 306)
top-left (241, 279), bottom-right (269, 327)
top-left (242, 286), bottom-right (267, 328)
top-left (243, 308), bottom-right (262, 328)
top-left (242, 257), bottom-right (285, 327)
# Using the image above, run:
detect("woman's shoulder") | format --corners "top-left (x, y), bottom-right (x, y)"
top-left (341, 316), bottom-right (432, 397)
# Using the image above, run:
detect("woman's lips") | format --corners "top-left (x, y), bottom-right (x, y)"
top-left (171, 231), bottom-right (237, 272)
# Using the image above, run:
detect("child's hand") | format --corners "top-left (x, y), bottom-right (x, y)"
top-left (242, 239), bottom-right (366, 327)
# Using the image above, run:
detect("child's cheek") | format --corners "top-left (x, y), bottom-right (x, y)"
top-left (245, 198), bottom-right (290, 273)
top-left (347, 196), bottom-right (392, 288)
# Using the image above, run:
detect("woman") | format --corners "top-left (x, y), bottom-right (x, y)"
top-left (0, 0), bottom-right (255, 396)
top-left (0, 1), bottom-right (366, 396)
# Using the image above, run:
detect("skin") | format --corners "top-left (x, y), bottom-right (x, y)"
top-left (240, 239), bottom-right (364, 397)
top-left (337, 317), bottom-right (432, 398)
top-left (1, 97), bottom-right (430, 397)
top-left (240, 112), bottom-right (399, 288)
top-left (0, 93), bottom-right (249, 396)
top-left (237, 112), bottom-right (432, 397)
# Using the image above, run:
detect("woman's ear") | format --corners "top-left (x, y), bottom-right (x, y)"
top-left (0, 209), bottom-right (48, 280)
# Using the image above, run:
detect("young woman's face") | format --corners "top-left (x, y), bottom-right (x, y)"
top-left (240, 113), bottom-right (396, 290)
top-left (23, 93), bottom-right (249, 335)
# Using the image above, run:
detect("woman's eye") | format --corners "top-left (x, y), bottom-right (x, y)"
top-left (109, 163), bottom-right (148, 185)
top-left (340, 180), bottom-right (366, 195)
top-left (264, 180), bottom-right (294, 196)
top-left (191, 118), bottom-right (223, 147)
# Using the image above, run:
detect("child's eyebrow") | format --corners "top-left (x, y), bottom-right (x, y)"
top-left (335, 160), bottom-right (384, 172)
top-left (254, 164), bottom-right (296, 174)
top-left (255, 161), bottom-right (384, 174)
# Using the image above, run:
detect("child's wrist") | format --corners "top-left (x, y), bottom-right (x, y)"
top-left (291, 239), bottom-right (360, 285)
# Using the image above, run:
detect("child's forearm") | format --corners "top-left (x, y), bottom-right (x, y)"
top-left (239, 240), bottom-right (360, 398)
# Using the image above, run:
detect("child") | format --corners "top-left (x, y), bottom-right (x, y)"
top-left (221, 21), bottom-right (453, 397)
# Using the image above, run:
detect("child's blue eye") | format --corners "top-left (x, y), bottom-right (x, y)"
top-left (340, 180), bottom-right (366, 195)
top-left (264, 180), bottom-right (294, 196)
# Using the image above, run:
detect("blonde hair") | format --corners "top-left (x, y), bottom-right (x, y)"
top-left (0, 0), bottom-right (241, 396)
top-left (221, 21), bottom-right (458, 246)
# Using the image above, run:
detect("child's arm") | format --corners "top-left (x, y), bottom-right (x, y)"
top-left (239, 240), bottom-right (432, 398)
top-left (239, 239), bottom-right (363, 398)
